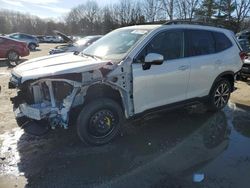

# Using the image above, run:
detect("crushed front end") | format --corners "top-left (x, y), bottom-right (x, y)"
top-left (9, 73), bottom-right (88, 130)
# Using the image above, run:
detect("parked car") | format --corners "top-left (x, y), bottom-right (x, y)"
top-left (239, 58), bottom-right (250, 81)
top-left (49, 35), bottom-right (102, 55)
top-left (9, 22), bottom-right (243, 145)
top-left (43, 36), bottom-right (64, 43)
top-left (7, 33), bottom-right (39, 51)
top-left (0, 36), bottom-right (29, 63)
top-left (236, 30), bottom-right (250, 41)
top-left (236, 39), bottom-right (250, 81)
top-left (238, 39), bottom-right (250, 53)
top-left (36, 35), bottom-right (46, 43)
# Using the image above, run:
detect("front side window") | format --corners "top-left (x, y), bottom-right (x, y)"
top-left (136, 30), bottom-right (184, 62)
top-left (187, 30), bottom-right (215, 57)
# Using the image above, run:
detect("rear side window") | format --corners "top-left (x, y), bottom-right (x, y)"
top-left (187, 30), bottom-right (215, 57)
top-left (213, 32), bottom-right (232, 52)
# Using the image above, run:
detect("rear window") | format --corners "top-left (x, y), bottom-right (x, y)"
top-left (187, 30), bottom-right (215, 57)
top-left (213, 32), bottom-right (232, 52)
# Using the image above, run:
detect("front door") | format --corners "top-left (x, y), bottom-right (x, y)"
top-left (132, 30), bottom-right (190, 114)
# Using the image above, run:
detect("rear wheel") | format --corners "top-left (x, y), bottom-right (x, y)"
top-left (28, 43), bottom-right (36, 51)
top-left (77, 98), bottom-right (124, 145)
top-left (7, 50), bottom-right (19, 62)
top-left (207, 79), bottom-right (231, 112)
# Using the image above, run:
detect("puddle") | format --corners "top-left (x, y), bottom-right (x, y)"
top-left (0, 103), bottom-right (250, 187)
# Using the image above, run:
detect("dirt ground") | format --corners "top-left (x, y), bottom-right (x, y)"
top-left (0, 44), bottom-right (250, 188)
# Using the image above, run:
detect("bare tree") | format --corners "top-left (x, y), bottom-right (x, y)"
top-left (235, 0), bottom-right (250, 28)
top-left (143, 0), bottom-right (160, 22)
top-left (217, 0), bottom-right (236, 20)
top-left (116, 0), bottom-right (133, 26)
top-left (176, 0), bottom-right (200, 20)
top-left (161, 0), bottom-right (174, 20)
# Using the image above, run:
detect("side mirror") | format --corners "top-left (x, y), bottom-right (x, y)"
top-left (142, 53), bottom-right (164, 70)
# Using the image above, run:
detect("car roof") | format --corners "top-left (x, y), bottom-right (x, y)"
top-left (118, 24), bottom-right (232, 34)
top-left (9, 32), bottom-right (35, 38)
top-left (118, 25), bottom-right (161, 31)
top-left (0, 36), bottom-right (24, 42)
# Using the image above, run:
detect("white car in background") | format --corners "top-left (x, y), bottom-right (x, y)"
top-left (49, 35), bottom-right (102, 55)
top-left (43, 36), bottom-right (64, 43)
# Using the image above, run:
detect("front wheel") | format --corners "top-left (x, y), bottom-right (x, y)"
top-left (207, 79), bottom-right (231, 112)
top-left (77, 98), bottom-right (124, 145)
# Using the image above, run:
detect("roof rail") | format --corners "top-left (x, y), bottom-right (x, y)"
top-left (164, 20), bottom-right (224, 28)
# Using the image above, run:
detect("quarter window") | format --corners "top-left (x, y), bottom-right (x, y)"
top-left (187, 30), bottom-right (215, 57)
top-left (213, 32), bottom-right (232, 52)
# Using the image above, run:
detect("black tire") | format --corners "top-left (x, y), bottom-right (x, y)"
top-left (77, 98), bottom-right (124, 145)
top-left (28, 43), bottom-right (36, 51)
top-left (207, 79), bottom-right (231, 112)
top-left (7, 50), bottom-right (19, 62)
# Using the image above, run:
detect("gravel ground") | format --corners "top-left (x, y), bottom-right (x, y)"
top-left (0, 44), bottom-right (250, 188)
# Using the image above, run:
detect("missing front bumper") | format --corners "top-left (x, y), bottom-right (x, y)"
top-left (15, 103), bottom-right (51, 120)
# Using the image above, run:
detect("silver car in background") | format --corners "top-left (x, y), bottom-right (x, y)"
top-left (7, 33), bottom-right (39, 51)
top-left (49, 35), bottom-right (102, 55)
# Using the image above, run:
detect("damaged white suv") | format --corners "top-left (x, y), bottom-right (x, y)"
top-left (9, 23), bottom-right (243, 145)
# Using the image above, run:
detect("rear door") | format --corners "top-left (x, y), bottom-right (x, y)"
top-left (185, 29), bottom-right (219, 99)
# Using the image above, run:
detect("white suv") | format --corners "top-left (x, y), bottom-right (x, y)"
top-left (9, 23), bottom-right (243, 145)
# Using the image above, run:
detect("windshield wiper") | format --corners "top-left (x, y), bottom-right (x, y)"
top-left (82, 53), bottom-right (102, 60)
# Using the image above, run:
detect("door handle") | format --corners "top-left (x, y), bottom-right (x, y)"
top-left (178, 65), bottom-right (189, 71)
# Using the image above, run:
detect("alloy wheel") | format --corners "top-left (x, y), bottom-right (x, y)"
top-left (214, 82), bottom-right (230, 108)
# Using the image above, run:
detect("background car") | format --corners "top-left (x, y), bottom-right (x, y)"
top-left (36, 35), bottom-right (46, 43)
top-left (7, 33), bottom-right (39, 51)
top-left (49, 35), bottom-right (102, 55)
top-left (43, 36), bottom-right (64, 43)
top-left (0, 36), bottom-right (29, 63)
top-left (238, 39), bottom-right (250, 53)
top-left (236, 30), bottom-right (250, 41)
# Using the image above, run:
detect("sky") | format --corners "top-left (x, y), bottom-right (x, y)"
top-left (0, 0), bottom-right (119, 19)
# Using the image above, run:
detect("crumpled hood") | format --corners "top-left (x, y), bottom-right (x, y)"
top-left (13, 53), bottom-right (109, 83)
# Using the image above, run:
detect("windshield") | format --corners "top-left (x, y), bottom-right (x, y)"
top-left (82, 29), bottom-right (149, 61)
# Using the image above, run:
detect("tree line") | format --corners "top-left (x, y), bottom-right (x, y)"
top-left (1, 0), bottom-right (250, 36)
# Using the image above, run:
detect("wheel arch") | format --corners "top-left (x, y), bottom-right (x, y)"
top-left (7, 49), bottom-right (19, 56)
top-left (210, 71), bottom-right (235, 94)
top-left (84, 84), bottom-right (125, 114)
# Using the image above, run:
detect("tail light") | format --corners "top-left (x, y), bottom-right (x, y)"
top-left (239, 51), bottom-right (248, 61)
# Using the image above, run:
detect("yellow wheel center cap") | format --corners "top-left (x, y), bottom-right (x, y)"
top-left (104, 117), bottom-right (111, 127)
